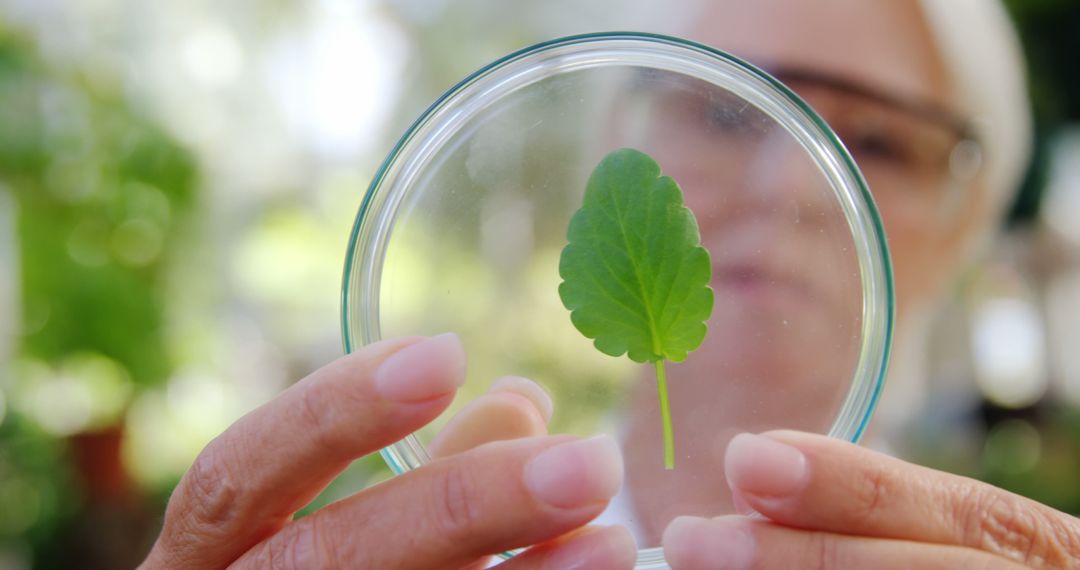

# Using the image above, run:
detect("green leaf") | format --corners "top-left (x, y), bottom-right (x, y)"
top-left (558, 148), bottom-right (714, 469)
top-left (559, 147), bottom-right (713, 363)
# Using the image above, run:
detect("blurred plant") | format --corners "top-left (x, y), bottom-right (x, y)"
top-left (0, 20), bottom-right (198, 567)
top-left (978, 409), bottom-right (1080, 514)
top-left (902, 0), bottom-right (1080, 519)
top-left (1001, 0), bottom-right (1080, 225)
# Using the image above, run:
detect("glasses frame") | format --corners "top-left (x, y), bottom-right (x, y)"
top-left (767, 65), bottom-right (984, 221)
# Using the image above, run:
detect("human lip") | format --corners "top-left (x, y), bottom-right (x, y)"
top-left (711, 261), bottom-right (814, 308)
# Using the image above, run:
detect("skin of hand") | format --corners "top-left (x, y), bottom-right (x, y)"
top-left (139, 334), bottom-right (637, 570)
top-left (434, 376), bottom-right (1080, 570)
top-left (662, 431), bottom-right (1080, 569)
top-left (140, 332), bottom-right (1080, 570)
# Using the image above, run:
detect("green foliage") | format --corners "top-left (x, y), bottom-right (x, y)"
top-left (0, 414), bottom-right (79, 547)
top-left (0, 24), bottom-right (199, 565)
top-left (558, 148), bottom-right (713, 363)
top-left (558, 148), bottom-right (713, 468)
top-left (0, 28), bottom-right (198, 387)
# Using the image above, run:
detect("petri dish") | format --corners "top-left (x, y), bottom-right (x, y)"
top-left (342, 32), bottom-right (893, 569)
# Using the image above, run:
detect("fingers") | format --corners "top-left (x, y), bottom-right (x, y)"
top-left (723, 431), bottom-right (1080, 568)
top-left (663, 516), bottom-right (1027, 570)
top-left (430, 376), bottom-right (553, 458)
top-left (497, 526), bottom-right (637, 570)
top-left (143, 334), bottom-right (465, 569)
top-left (232, 435), bottom-right (625, 569)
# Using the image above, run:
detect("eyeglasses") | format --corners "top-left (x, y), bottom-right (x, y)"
top-left (622, 67), bottom-right (983, 224)
top-left (770, 67), bottom-right (982, 221)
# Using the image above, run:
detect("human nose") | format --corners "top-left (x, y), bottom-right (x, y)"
top-left (695, 130), bottom-right (834, 231)
top-left (751, 132), bottom-right (830, 223)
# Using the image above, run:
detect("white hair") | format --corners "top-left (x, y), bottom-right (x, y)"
top-left (918, 0), bottom-right (1033, 212)
top-left (882, 1), bottom-right (1034, 435)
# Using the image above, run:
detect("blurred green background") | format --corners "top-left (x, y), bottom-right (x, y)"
top-left (0, 0), bottom-right (1079, 568)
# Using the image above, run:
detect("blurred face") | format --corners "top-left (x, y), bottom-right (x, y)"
top-left (623, 0), bottom-right (980, 415)
top-left (620, 0), bottom-right (990, 542)
top-left (687, 0), bottom-right (984, 319)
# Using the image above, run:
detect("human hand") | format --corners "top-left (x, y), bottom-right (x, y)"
top-left (662, 431), bottom-right (1080, 569)
top-left (140, 334), bottom-right (636, 570)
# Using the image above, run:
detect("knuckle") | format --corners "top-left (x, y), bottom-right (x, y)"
top-left (811, 531), bottom-right (841, 570)
top-left (179, 445), bottom-right (242, 534)
top-left (432, 462), bottom-right (484, 541)
top-left (978, 494), bottom-right (1038, 561)
top-left (249, 532), bottom-right (292, 570)
top-left (1042, 514), bottom-right (1080, 567)
top-left (249, 518), bottom-right (337, 570)
top-left (296, 378), bottom-right (367, 458)
top-left (297, 382), bottom-right (346, 454)
top-left (795, 528), bottom-right (866, 570)
top-left (155, 443), bottom-right (245, 564)
top-left (302, 517), bottom-right (343, 570)
top-left (953, 485), bottom-right (1064, 567)
top-left (850, 460), bottom-right (889, 525)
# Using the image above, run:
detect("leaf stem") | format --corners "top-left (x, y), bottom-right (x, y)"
top-left (654, 359), bottom-right (675, 470)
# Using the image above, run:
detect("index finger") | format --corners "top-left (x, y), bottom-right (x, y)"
top-left (143, 334), bottom-right (465, 569)
top-left (723, 431), bottom-right (1080, 568)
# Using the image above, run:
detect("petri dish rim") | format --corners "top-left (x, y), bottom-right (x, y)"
top-left (340, 31), bottom-right (895, 569)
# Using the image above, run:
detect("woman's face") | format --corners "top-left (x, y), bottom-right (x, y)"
top-left (618, 0), bottom-right (992, 541)
top-left (625, 0), bottom-right (985, 400)
top-left (686, 0), bottom-right (985, 322)
top-left (623, 0), bottom-right (980, 416)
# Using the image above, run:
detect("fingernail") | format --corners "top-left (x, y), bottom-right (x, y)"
top-left (663, 517), bottom-right (754, 570)
top-left (546, 526), bottom-right (637, 570)
top-left (525, 435), bottom-right (623, 509)
top-left (490, 376), bottom-right (554, 422)
top-left (724, 433), bottom-right (808, 501)
top-left (374, 333), bottom-right (466, 402)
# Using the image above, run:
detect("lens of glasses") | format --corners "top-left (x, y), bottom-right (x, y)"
top-left (771, 70), bottom-right (980, 224)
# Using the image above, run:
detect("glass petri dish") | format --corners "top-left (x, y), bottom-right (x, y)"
top-left (342, 32), bottom-right (893, 569)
